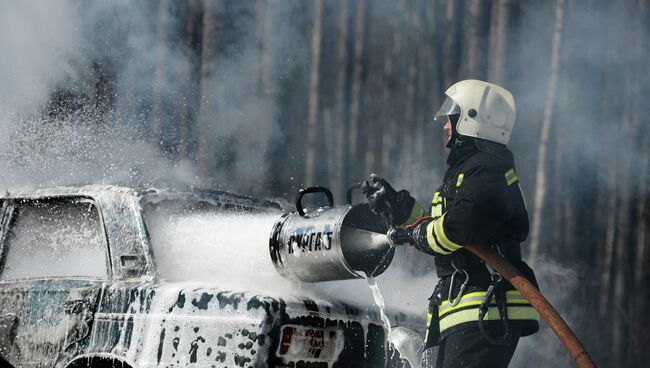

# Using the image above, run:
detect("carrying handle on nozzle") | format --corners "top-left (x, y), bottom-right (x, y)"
top-left (296, 186), bottom-right (334, 216)
top-left (346, 183), bottom-right (362, 205)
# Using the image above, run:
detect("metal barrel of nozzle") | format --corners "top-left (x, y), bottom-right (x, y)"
top-left (269, 186), bottom-right (394, 282)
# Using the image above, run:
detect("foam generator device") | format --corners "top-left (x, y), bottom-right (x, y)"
top-left (269, 186), bottom-right (393, 282)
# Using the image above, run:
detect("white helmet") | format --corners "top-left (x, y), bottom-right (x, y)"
top-left (434, 79), bottom-right (516, 145)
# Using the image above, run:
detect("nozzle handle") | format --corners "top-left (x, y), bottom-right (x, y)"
top-left (296, 186), bottom-right (334, 216)
top-left (387, 227), bottom-right (414, 247)
top-left (346, 183), bottom-right (362, 205)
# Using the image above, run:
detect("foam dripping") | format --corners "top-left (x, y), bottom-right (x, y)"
top-left (365, 274), bottom-right (424, 368)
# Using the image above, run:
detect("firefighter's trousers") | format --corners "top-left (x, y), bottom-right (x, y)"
top-left (434, 326), bottom-right (522, 368)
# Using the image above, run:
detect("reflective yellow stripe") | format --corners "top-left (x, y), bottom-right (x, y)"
top-left (431, 192), bottom-right (443, 217)
top-left (433, 214), bottom-right (463, 251)
top-left (440, 300), bottom-right (486, 317)
top-left (402, 201), bottom-right (427, 226)
top-left (438, 291), bottom-right (529, 314)
top-left (439, 291), bottom-right (486, 307)
top-left (439, 306), bottom-right (540, 332)
top-left (426, 313), bottom-right (433, 327)
top-left (456, 173), bottom-right (464, 187)
top-left (505, 168), bottom-right (518, 186)
top-left (426, 221), bottom-right (450, 254)
top-left (505, 290), bottom-right (524, 295)
top-left (440, 290), bottom-right (525, 307)
top-left (432, 204), bottom-right (443, 218)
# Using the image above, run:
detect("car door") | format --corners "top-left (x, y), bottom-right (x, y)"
top-left (0, 197), bottom-right (110, 367)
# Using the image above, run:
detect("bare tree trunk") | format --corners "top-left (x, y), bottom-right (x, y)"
top-left (380, 0), bottom-right (404, 174)
top-left (305, 0), bottom-right (323, 186)
top-left (178, 0), bottom-right (200, 160)
top-left (487, 0), bottom-right (509, 84)
top-left (612, 119), bottom-right (634, 367)
top-left (332, 0), bottom-right (349, 199)
top-left (261, 7), bottom-right (274, 98)
top-left (551, 124), bottom-right (564, 258)
top-left (528, 0), bottom-right (565, 264)
top-left (634, 158), bottom-right (648, 289)
top-left (348, 0), bottom-right (366, 174)
top-left (150, 0), bottom-right (169, 145)
top-left (363, 9), bottom-right (380, 175)
top-left (196, 0), bottom-right (218, 178)
top-left (599, 159), bottom-right (618, 317)
top-left (442, 0), bottom-right (457, 88)
top-left (413, 0), bottom-right (427, 177)
top-left (627, 7), bottom-right (647, 363)
top-left (461, 0), bottom-right (482, 77)
top-left (400, 1), bottom-right (418, 179)
top-left (253, 0), bottom-right (266, 94)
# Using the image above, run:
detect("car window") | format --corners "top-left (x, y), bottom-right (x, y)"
top-left (0, 198), bottom-right (108, 280)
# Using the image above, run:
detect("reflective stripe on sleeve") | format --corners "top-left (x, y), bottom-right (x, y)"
top-left (431, 192), bottom-right (443, 218)
top-left (432, 213), bottom-right (463, 252)
top-left (426, 221), bottom-right (451, 254)
top-left (456, 173), bottom-right (464, 187)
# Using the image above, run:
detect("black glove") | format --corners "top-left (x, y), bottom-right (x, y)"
top-left (361, 173), bottom-right (415, 226)
top-left (410, 219), bottom-right (436, 255)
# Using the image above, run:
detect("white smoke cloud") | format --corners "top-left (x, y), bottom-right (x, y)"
top-left (511, 257), bottom-right (585, 367)
top-left (0, 1), bottom-right (295, 192)
top-left (0, 0), bottom-right (81, 139)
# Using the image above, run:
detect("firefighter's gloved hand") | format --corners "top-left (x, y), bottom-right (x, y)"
top-left (361, 174), bottom-right (395, 216)
top-left (410, 219), bottom-right (435, 255)
top-left (361, 174), bottom-right (415, 226)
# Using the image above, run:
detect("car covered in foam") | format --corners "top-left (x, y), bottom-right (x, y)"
top-left (0, 185), bottom-right (423, 368)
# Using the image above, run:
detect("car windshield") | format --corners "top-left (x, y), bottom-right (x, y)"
top-left (143, 198), bottom-right (288, 289)
top-left (0, 199), bottom-right (107, 280)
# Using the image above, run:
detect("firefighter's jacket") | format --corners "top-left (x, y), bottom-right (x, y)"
top-left (405, 138), bottom-right (540, 346)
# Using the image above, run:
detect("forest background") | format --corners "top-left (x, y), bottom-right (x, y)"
top-left (0, 1), bottom-right (648, 367)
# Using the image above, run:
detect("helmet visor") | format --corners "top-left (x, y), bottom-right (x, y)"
top-left (433, 96), bottom-right (460, 123)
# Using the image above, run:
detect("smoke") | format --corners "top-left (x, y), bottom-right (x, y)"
top-left (0, 1), bottom-right (81, 139)
top-left (0, 0), bottom-right (194, 190)
top-left (1, 1), bottom-right (646, 365)
top-left (510, 257), bottom-right (589, 367)
top-left (0, 1), bottom-right (301, 193)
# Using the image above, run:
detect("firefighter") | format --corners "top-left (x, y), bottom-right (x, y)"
top-left (362, 80), bottom-right (540, 368)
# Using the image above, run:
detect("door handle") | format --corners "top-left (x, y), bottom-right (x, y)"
top-left (63, 300), bottom-right (88, 315)
top-left (0, 313), bottom-right (16, 322)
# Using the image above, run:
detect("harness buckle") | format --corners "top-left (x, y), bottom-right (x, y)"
top-left (447, 259), bottom-right (469, 306)
top-left (478, 269), bottom-right (513, 346)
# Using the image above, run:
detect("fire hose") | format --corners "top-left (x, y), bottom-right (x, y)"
top-left (387, 221), bottom-right (596, 368)
top-left (464, 243), bottom-right (596, 368)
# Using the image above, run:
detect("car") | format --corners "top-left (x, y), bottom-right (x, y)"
top-left (0, 185), bottom-right (423, 368)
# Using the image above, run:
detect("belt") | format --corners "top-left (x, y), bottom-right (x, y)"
top-left (435, 250), bottom-right (485, 278)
